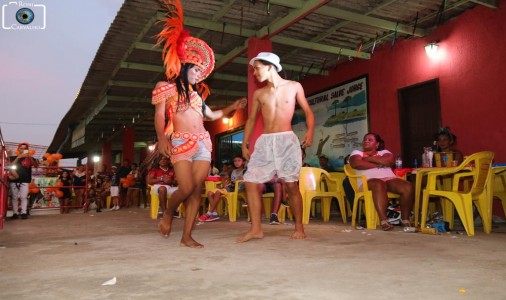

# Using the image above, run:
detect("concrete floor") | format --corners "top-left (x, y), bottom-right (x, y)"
top-left (1, 207), bottom-right (505, 300)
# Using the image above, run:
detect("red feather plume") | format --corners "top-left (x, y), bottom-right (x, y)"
top-left (156, 0), bottom-right (184, 80)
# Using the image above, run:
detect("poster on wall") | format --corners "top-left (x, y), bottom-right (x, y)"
top-left (30, 176), bottom-right (61, 208)
top-left (292, 75), bottom-right (369, 169)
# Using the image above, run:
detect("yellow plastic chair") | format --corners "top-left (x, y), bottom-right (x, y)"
top-left (298, 167), bottom-right (347, 224)
top-left (149, 185), bottom-right (173, 219)
top-left (328, 172), bottom-right (352, 218)
top-left (493, 166), bottom-right (506, 217)
top-left (420, 151), bottom-right (495, 236)
top-left (344, 164), bottom-right (400, 229)
top-left (222, 180), bottom-right (247, 222)
top-left (277, 205), bottom-right (293, 223)
top-left (261, 192), bottom-right (274, 217)
top-left (106, 196), bottom-right (111, 209)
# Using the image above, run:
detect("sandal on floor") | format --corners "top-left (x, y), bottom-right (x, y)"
top-left (381, 220), bottom-right (394, 231)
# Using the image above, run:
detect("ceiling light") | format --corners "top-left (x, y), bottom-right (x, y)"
top-left (425, 42), bottom-right (439, 58)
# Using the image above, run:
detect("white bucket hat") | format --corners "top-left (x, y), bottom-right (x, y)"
top-left (249, 52), bottom-right (282, 72)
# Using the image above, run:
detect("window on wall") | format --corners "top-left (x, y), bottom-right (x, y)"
top-left (215, 127), bottom-right (244, 170)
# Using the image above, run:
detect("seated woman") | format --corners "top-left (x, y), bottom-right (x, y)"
top-left (349, 133), bottom-right (414, 231)
top-left (434, 127), bottom-right (464, 165)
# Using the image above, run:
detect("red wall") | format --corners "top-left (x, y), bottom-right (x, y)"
top-left (301, 2), bottom-right (506, 162)
top-left (207, 1), bottom-right (506, 163)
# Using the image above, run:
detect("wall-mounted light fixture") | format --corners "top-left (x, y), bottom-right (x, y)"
top-left (425, 42), bottom-right (439, 58)
top-left (148, 144), bottom-right (156, 151)
top-left (222, 117), bottom-right (230, 124)
top-left (93, 155), bottom-right (101, 163)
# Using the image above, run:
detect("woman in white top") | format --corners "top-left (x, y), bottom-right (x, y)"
top-left (349, 133), bottom-right (414, 231)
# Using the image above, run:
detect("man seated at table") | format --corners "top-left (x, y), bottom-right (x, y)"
top-left (146, 155), bottom-right (178, 217)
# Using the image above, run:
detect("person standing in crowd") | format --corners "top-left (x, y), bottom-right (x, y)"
top-left (59, 170), bottom-right (72, 214)
top-left (238, 52), bottom-right (314, 242)
top-left (152, 0), bottom-right (246, 248)
top-left (109, 166), bottom-right (121, 211)
top-left (72, 164), bottom-right (86, 209)
top-left (118, 159), bottom-right (131, 207)
top-left (9, 142), bottom-right (38, 219)
top-left (349, 133), bottom-right (414, 231)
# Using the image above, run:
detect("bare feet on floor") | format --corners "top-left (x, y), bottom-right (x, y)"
top-left (158, 214), bottom-right (172, 237)
top-left (290, 230), bottom-right (306, 240)
top-left (180, 237), bottom-right (204, 248)
top-left (381, 221), bottom-right (394, 231)
top-left (236, 230), bottom-right (264, 243)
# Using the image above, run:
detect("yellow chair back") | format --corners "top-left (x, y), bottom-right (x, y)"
top-left (493, 166), bottom-right (506, 217)
top-left (223, 179), bottom-right (247, 222)
top-left (329, 172), bottom-right (351, 217)
top-left (421, 151), bottom-right (495, 236)
top-left (299, 167), bottom-right (347, 224)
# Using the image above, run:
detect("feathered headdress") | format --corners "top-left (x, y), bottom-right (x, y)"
top-left (156, 0), bottom-right (215, 83)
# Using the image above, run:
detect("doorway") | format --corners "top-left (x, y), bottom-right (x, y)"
top-left (398, 79), bottom-right (441, 167)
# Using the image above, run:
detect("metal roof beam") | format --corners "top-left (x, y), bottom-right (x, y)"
top-left (120, 55), bottom-right (327, 77)
top-left (120, 62), bottom-right (163, 72)
top-left (468, 0), bottom-right (497, 8)
top-left (315, 6), bottom-right (426, 37)
top-left (107, 96), bottom-right (149, 103)
top-left (109, 80), bottom-right (153, 89)
top-left (271, 35), bottom-right (369, 59)
top-left (195, 0), bottom-right (239, 38)
top-left (270, 0), bottom-right (425, 36)
top-left (255, 0), bottom-right (331, 38)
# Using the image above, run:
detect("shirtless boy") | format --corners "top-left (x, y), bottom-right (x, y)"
top-left (238, 52), bottom-right (314, 243)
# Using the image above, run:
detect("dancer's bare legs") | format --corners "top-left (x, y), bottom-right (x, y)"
top-left (237, 181), bottom-right (265, 243)
top-left (284, 181), bottom-right (306, 239)
top-left (158, 160), bottom-right (209, 248)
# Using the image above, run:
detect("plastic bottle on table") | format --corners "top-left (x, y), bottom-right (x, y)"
top-left (395, 154), bottom-right (403, 169)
